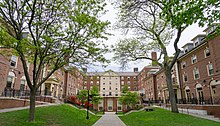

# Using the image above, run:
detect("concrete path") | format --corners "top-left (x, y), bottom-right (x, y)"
top-left (93, 112), bottom-right (126, 126)
top-left (156, 105), bottom-right (220, 122)
top-left (0, 103), bottom-right (60, 113)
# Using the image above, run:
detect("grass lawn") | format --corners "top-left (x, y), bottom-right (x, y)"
top-left (0, 104), bottom-right (100, 126)
top-left (119, 108), bottom-right (220, 126)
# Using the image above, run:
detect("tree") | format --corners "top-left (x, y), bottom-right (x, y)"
top-left (90, 85), bottom-right (102, 108)
top-left (122, 85), bottom-right (129, 94)
top-left (119, 91), bottom-right (139, 109)
top-left (113, 0), bottom-right (219, 113)
top-left (77, 90), bottom-right (88, 106)
top-left (0, 0), bottom-right (110, 122)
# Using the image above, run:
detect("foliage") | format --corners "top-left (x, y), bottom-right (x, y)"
top-left (119, 91), bottom-right (139, 109)
top-left (0, 104), bottom-right (100, 126)
top-left (90, 85), bottom-right (102, 105)
top-left (120, 108), bottom-right (220, 126)
top-left (0, 0), bottom-right (110, 122)
top-left (113, 0), bottom-right (220, 113)
top-left (77, 90), bottom-right (88, 105)
top-left (122, 85), bottom-right (129, 94)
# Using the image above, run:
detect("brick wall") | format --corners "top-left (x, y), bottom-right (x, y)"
top-left (0, 98), bottom-right (46, 109)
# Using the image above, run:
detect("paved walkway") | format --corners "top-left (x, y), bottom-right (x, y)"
top-left (93, 112), bottom-right (126, 126)
top-left (0, 103), bottom-right (60, 113)
top-left (156, 105), bottom-right (220, 122)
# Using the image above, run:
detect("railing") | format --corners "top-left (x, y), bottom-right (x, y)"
top-left (1, 89), bottom-right (52, 98)
top-left (142, 98), bottom-right (220, 105)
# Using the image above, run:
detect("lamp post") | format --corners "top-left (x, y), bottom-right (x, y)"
top-left (86, 89), bottom-right (89, 119)
top-left (86, 90), bottom-right (93, 119)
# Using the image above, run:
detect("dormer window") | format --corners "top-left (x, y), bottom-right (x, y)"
top-left (206, 25), bottom-right (217, 35)
top-left (193, 37), bottom-right (200, 47)
top-left (194, 41), bottom-right (199, 47)
top-left (191, 55), bottom-right (197, 64)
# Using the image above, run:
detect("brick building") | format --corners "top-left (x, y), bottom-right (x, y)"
top-left (84, 70), bottom-right (140, 112)
top-left (0, 50), bottom-right (33, 96)
top-left (0, 50), bottom-right (83, 100)
top-left (142, 24), bottom-right (220, 105)
top-left (178, 24), bottom-right (220, 104)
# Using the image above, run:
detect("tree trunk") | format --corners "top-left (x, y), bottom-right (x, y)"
top-left (165, 69), bottom-right (179, 113)
top-left (29, 89), bottom-right (36, 122)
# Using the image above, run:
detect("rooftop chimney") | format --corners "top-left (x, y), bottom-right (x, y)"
top-left (151, 52), bottom-right (157, 66)
top-left (134, 68), bottom-right (138, 72)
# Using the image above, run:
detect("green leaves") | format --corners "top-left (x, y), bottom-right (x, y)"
top-left (119, 91), bottom-right (140, 108)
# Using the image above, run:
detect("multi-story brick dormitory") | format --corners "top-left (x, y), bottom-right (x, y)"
top-left (177, 24), bottom-right (220, 104)
top-left (84, 69), bottom-right (140, 112)
top-left (140, 24), bottom-right (220, 105)
top-left (1, 24), bottom-right (220, 114)
top-left (0, 50), bottom-right (84, 101)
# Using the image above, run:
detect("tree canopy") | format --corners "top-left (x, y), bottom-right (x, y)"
top-left (119, 91), bottom-right (140, 109)
top-left (112, 0), bottom-right (220, 113)
top-left (0, 0), bottom-right (110, 122)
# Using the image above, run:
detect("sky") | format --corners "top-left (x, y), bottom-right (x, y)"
top-left (87, 1), bottom-right (206, 72)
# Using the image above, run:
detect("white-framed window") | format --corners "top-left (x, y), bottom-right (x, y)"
top-left (90, 81), bottom-right (93, 85)
top-left (7, 76), bottom-right (13, 88)
top-left (109, 86), bottom-right (111, 90)
top-left (191, 55), bottom-right (197, 64)
top-left (193, 67), bottom-right (200, 80)
top-left (10, 55), bottom-right (18, 67)
top-left (134, 77), bottom-right (137, 80)
top-left (127, 81), bottom-right (130, 85)
top-left (184, 48), bottom-right (188, 53)
top-left (109, 92), bottom-right (112, 96)
top-left (134, 82), bottom-right (137, 85)
top-left (204, 47), bottom-right (210, 58)
top-left (121, 81), bottom-right (124, 85)
top-left (182, 73), bottom-right (188, 82)
top-left (181, 61), bottom-right (186, 69)
top-left (134, 86), bottom-right (137, 91)
top-left (207, 63), bottom-right (214, 76)
top-left (103, 88), bottom-right (105, 90)
top-left (194, 38), bottom-right (199, 47)
top-left (84, 86), bottom-right (87, 89)
top-left (127, 77), bottom-right (130, 81)
top-left (121, 76), bottom-right (124, 80)
top-left (20, 80), bottom-right (25, 91)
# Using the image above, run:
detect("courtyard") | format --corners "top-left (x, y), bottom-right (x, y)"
top-left (0, 104), bottom-right (219, 126)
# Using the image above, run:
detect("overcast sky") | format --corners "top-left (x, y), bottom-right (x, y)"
top-left (87, 1), bottom-right (206, 72)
